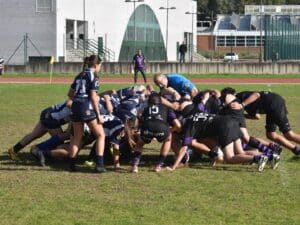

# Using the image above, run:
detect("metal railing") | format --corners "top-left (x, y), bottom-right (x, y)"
top-left (66, 38), bottom-right (115, 62)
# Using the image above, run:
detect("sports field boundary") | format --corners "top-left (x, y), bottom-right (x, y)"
top-left (1, 77), bottom-right (300, 84)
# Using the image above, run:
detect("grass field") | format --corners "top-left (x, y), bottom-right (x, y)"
top-left (0, 83), bottom-right (299, 225)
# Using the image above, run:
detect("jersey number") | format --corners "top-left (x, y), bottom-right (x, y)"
top-left (148, 106), bottom-right (159, 115)
top-left (193, 113), bottom-right (213, 122)
top-left (75, 79), bottom-right (87, 94)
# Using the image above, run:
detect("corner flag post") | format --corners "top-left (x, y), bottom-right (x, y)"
top-left (49, 56), bottom-right (55, 84)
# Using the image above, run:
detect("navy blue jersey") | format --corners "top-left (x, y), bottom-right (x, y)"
top-left (98, 98), bottom-right (109, 115)
top-left (115, 95), bottom-right (140, 121)
top-left (102, 114), bottom-right (124, 145)
top-left (110, 94), bottom-right (121, 109)
top-left (49, 101), bottom-right (71, 124)
top-left (117, 87), bottom-right (134, 100)
top-left (71, 69), bottom-right (100, 98)
top-left (70, 69), bottom-right (100, 122)
top-left (40, 101), bottom-right (71, 129)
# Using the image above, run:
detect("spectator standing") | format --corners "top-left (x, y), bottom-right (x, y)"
top-left (0, 57), bottom-right (4, 75)
top-left (179, 42), bottom-right (187, 63)
top-left (133, 49), bottom-right (147, 84)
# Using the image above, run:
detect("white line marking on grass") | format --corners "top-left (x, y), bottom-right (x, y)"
top-left (267, 85), bottom-right (291, 191)
top-left (277, 162), bottom-right (291, 190)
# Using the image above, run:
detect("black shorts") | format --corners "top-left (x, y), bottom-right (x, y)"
top-left (40, 108), bottom-right (61, 129)
top-left (265, 99), bottom-right (290, 133)
top-left (211, 116), bottom-right (243, 148)
top-left (141, 120), bottom-right (170, 144)
top-left (232, 114), bottom-right (247, 128)
top-left (71, 98), bottom-right (97, 122)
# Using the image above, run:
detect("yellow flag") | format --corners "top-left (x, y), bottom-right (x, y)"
top-left (49, 56), bottom-right (55, 65)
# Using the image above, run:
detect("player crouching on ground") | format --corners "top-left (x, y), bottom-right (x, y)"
top-left (167, 104), bottom-right (280, 172)
top-left (130, 92), bottom-right (181, 173)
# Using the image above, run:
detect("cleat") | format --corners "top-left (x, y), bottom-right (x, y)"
top-left (154, 165), bottom-right (162, 172)
top-left (8, 147), bottom-right (19, 161)
top-left (130, 165), bottom-right (138, 173)
top-left (30, 145), bottom-right (39, 159)
top-left (258, 155), bottom-right (268, 172)
top-left (69, 165), bottom-right (77, 172)
top-left (269, 143), bottom-right (282, 155)
top-left (84, 160), bottom-right (96, 168)
top-left (31, 146), bottom-right (46, 167)
top-left (209, 147), bottom-right (224, 166)
top-left (292, 147), bottom-right (300, 156)
top-left (271, 154), bottom-right (280, 170)
top-left (95, 166), bottom-right (106, 173)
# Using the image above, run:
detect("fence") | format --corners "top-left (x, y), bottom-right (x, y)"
top-left (265, 15), bottom-right (300, 61)
top-left (4, 61), bottom-right (300, 75)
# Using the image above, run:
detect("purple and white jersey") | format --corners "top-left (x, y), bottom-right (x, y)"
top-left (133, 54), bottom-right (145, 69)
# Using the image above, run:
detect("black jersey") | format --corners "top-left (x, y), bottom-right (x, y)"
top-left (71, 69), bottom-right (100, 98)
top-left (142, 103), bottom-right (176, 125)
top-left (218, 99), bottom-right (246, 128)
top-left (182, 112), bottom-right (242, 148)
top-left (236, 91), bottom-right (263, 116)
top-left (236, 91), bottom-right (285, 115)
top-left (182, 112), bottom-right (216, 146)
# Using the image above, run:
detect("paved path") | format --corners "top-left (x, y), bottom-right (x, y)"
top-left (1, 77), bottom-right (300, 84)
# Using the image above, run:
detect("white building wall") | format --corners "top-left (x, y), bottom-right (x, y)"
top-left (0, 0), bottom-right (196, 64)
top-left (0, 0), bottom-right (57, 65)
top-left (56, 0), bottom-right (196, 62)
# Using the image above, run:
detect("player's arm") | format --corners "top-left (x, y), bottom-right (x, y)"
top-left (103, 94), bottom-right (113, 114)
top-left (167, 145), bottom-right (188, 171)
top-left (160, 87), bottom-right (181, 101)
top-left (161, 96), bottom-right (179, 111)
top-left (245, 113), bottom-right (261, 120)
top-left (190, 87), bottom-right (199, 98)
top-left (240, 92), bottom-right (261, 109)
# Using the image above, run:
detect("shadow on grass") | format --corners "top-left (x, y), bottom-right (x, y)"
top-left (0, 151), bottom-right (261, 174)
top-left (288, 156), bottom-right (300, 162)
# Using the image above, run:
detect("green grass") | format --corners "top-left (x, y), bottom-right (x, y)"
top-left (0, 83), bottom-right (299, 225)
top-left (2, 73), bottom-right (300, 79)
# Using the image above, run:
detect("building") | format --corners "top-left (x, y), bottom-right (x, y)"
top-left (0, 0), bottom-right (197, 64)
top-left (197, 5), bottom-right (300, 59)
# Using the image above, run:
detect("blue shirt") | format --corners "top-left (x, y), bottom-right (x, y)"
top-left (167, 74), bottom-right (196, 96)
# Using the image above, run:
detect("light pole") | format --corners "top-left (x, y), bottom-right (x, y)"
top-left (83, 0), bottom-right (86, 57)
top-left (125, 0), bottom-right (144, 55)
top-left (259, 0), bottom-right (263, 63)
top-left (185, 11), bottom-right (199, 62)
top-left (159, 1), bottom-right (176, 62)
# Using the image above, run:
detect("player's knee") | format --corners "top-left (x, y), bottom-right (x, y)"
top-left (266, 132), bottom-right (277, 140)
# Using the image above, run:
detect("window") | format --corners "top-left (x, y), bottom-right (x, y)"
top-left (256, 36), bottom-right (265, 46)
top-left (246, 36), bottom-right (256, 46)
top-left (226, 36), bottom-right (235, 46)
top-left (236, 36), bottom-right (245, 46)
top-left (217, 36), bottom-right (225, 46)
top-left (36, 0), bottom-right (53, 13)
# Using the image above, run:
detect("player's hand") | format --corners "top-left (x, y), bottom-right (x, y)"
top-left (97, 115), bottom-right (104, 124)
top-left (166, 166), bottom-right (175, 171)
top-left (172, 102), bottom-right (180, 111)
top-left (230, 102), bottom-right (242, 110)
